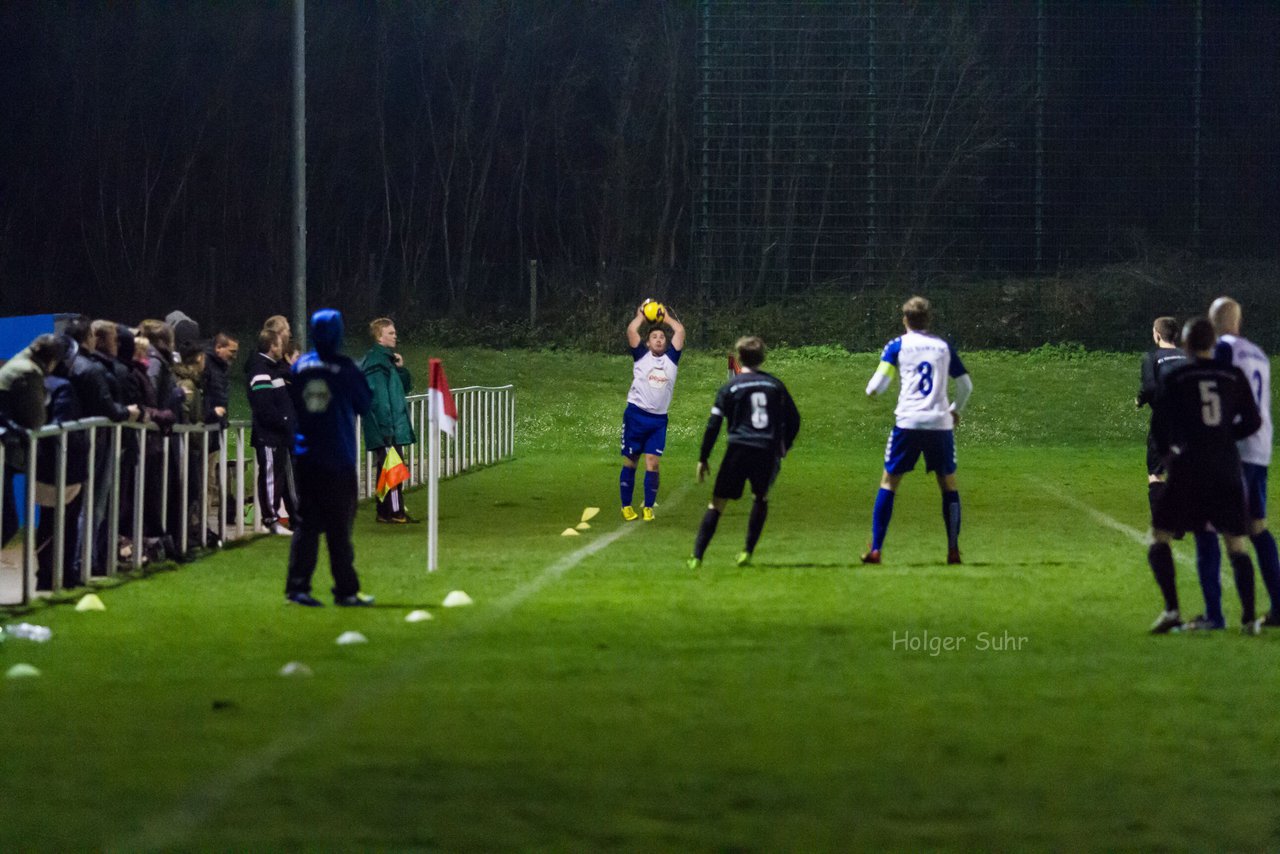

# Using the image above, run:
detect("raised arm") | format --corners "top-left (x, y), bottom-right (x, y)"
top-left (665, 306), bottom-right (686, 351)
top-left (626, 305), bottom-right (645, 349)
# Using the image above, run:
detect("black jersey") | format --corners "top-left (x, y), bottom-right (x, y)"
top-left (699, 370), bottom-right (800, 462)
top-left (1137, 347), bottom-right (1190, 408)
top-left (1151, 358), bottom-right (1261, 468)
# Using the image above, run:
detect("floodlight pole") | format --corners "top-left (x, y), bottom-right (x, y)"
top-left (291, 0), bottom-right (308, 349)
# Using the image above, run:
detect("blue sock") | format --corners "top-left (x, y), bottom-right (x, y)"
top-left (620, 466), bottom-right (636, 507)
top-left (871, 488), bottom-right (895, 551)
top-left (942, 490), bottom-right (961, 550)
top-left (643, 470), bottom-right (659, 508)
top-left (1250, 530), bottom-right (1280, 611)
top-left (1194, 530), bottom-right (1224, 625)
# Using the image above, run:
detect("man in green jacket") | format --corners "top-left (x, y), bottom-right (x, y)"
top-left (362, 317), bottom-right (417, 522)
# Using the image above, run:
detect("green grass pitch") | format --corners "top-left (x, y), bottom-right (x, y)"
top-left (2, 345), bottom-right (1278, 851)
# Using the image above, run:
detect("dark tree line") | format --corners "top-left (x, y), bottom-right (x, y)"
top-left (0, 0), bottom-right (695, 326)
top-left (0, 1), bottom-right (1275, 329)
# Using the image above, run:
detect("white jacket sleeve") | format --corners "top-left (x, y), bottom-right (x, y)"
top-left (950, 373), bottom-right (973, 413)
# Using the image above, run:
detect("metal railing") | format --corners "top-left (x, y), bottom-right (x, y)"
top-left (1, 383), bottom-right (516, 606)
top-left (358, 385), bottom-right (516, 499)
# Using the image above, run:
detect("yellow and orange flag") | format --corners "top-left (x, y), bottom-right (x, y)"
top-left (376, 446), bottom-right (410, 500)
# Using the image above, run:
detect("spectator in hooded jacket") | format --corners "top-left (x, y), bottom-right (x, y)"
top-left (0, 334), bottom-right (62, 546)
top-left (361, 317), bottom-right (416, 523)
top-left (247, 329), bottom-right (298, 536)
top-left (284, 309), bottom-right (374, 607)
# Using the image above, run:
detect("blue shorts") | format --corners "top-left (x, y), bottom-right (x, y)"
top-left (884, 427), bottom-right (956, 476)
top-left (1242, 462), bottom-right (1268, 520)
top-left (621, 403), bottom-right (668, 459)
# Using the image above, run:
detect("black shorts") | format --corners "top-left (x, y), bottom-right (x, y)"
top-left (1152, 459), bottom-right (1248, 537)
top-left (713, 444), bottom-right (780, 501)
top-left (1145, 434), bottom-right (1165, 477)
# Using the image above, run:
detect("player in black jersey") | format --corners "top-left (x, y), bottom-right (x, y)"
top-left (1136, 316), bottom-right (1189, 519)
top-left (687, 337), bottom-right (800, 569)
top-left (1146, 317), bottom-right (1264, 635)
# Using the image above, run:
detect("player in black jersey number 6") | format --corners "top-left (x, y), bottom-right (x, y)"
top-left (688, 337), bottom-right (800, 569)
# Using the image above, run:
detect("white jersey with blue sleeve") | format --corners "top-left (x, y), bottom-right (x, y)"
top-left (869, 331), bottom-right (969, 430)
top-left (627, 345), bottom-right (682, 415)
top-left (1216, 333), bottom-right (1271, 465)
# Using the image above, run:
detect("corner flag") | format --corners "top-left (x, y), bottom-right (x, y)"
top-left (429, 358), bottom-right (457, 436)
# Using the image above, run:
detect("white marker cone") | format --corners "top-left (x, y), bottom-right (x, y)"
top-left (335, 631), bottom-right (368, 645)
top-left (6, 663), bottom-right (41, 679)
top-left (405, 610), bottom-right (434, 623)
top-left (442, 590), bottom-right (473, 608)
top-left (279, 661), bottom-right (313, 677)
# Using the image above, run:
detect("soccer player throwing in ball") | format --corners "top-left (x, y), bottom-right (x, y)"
top-left (862, 296), bottom-right (973, 565)
top-left (619, 301), bottom-right (685, 521)
top-left (687, 336), bottom-right (800, 568)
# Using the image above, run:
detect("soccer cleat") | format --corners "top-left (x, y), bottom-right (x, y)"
top-left (860, 548), bottom-right (881, 564)
top-left (377, 515), bottom-right (409, 525)
top-left (268, 522), bottom-right (293, 536)
top-left (335, 592), bottom-right (375, 607)
top-left (621, 506), bottom-right (639, 522)
top-left (642, 507), bottom-right (655, 522)
top-left (947, 548), bottom-right (962, 565)
top-left (686, 557), bottom-right (701, 570)
top-left (1242, 618), bottom-right (1264, 636)
top-left (1149, 609), bottom-right (1182, 634)
top-left (735, 551), bottom-right (752, 567)
top-left (396, 513), bottom-right (422, 524)
top-left (286, 592), bottom-right (324, 607)
top-left (1261, 611), bottom-right (1280, 628)
top-left (1178, 614), bottom-right (1225, 632)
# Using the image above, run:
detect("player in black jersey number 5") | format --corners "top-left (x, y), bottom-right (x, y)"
top-left (1146, 317), bottom-right (1264, 635)
top-left (688, 337), bottom-right (800, 569)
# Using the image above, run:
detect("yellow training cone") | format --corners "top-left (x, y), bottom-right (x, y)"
top-left (581, 507), bottom-right (600, 523)
top-left (575, 522), bottom-right (591, 530)
top-left (75, 593), bottom-right (106, 612)
top-left (561, 527), bottom-right (580, 537)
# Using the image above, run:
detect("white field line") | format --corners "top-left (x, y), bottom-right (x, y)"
top-left (122, 485), bottom-right (689, 851)
top-left (1033, 479), bottom-right (1231, 587)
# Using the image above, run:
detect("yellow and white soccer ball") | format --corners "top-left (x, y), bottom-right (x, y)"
top-left (641, 299), bottom-right (666, 323)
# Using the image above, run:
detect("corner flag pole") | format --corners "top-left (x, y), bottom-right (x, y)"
top-left (426, 358), bottom-right (456, 573)
top-left (428, 389), bottom-right (440, 573)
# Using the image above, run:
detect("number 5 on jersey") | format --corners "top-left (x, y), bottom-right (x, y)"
top-left (1198, 380), bottom-right (1221, 426)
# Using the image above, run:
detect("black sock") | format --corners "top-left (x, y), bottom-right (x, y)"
top-left (745, 498), bottom-right (768, 554)
top-left (1147, 542), bottom-right (1178, 612)
top-left (1147, 481), bottom-right (1166, 522)
top-left (693, 508), bottom-right (721, 559)
top-left (1229, 551), bottom-right (1257, 623)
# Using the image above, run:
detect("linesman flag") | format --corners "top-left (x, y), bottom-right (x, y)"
top-left (375, 446), bottom-right (409, 501)
top-left (429, 358), bottom-right (457, 436)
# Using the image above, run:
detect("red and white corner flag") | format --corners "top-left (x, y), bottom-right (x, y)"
top-left (429, 358), bottom-right (457, 437)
